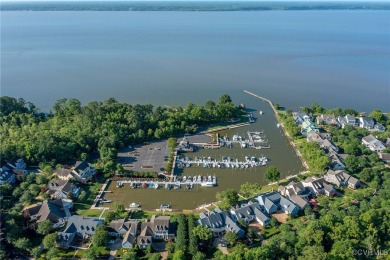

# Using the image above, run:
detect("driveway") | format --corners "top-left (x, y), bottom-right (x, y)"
top-left (213, 238), bottom-right (229, 255)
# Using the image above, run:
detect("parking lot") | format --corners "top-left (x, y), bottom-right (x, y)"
top-left (117, 140), bottom-right (169, 172)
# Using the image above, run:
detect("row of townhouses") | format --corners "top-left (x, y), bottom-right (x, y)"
top-left (293, 112), bottom-right (386, 136)
top-left (198, 171), bottom-right (360, 238)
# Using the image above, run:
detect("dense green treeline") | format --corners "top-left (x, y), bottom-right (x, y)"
top-left (0, 95), bottom-right (241, 165)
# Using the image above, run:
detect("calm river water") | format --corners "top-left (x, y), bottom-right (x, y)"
top-left (1, 11), bottom-right (389, 112)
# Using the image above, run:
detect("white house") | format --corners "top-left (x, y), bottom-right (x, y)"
top-left (362, 135), bottom-right (386, 152)
top-left (359, 117), bottom-right (375, 129)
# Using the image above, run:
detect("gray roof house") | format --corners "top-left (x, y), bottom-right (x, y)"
top-left (198, 207), bottom-right (245, 238)
top-left (135, 215), bottom-right (175, 248)
top-left (72, 161), bottom-right (96, 183)
top-left (321, 139), bottom-right (339, 153)
top-left (374, 123), bottom-right (386, 132)
top-left (107, 218), bottom-right (140, 237)
top-left (0, 166), bottom-right (16, 185)
top-left (278, 185), bottom-right (310, 210)
top-left (337, 114), bottom-right (357, 128)
top-left (328, 150), bottom-right (345, 171)
top-left (6, 157), bottom-right (27, 171)
top-left (316, 114), bottom-right (339, 126)
top-left (362, 135), bottom-right (386, 152)
top-left (122, 231), bottom-right (137, 249)
top-left (58, 215), bottom-right (103, 248)
top-left (301, 177), bottom-right (336, 197)
top-left (292, 112), bottom-right (311, 126)
top-left (137, 223), bottom-right (153, 249)
top-left (24, 199), bottom-right (72, 228)
top-left (256, 192), bottom-right (300, 216)
top-left (359, 117), bottom-right (375, 129)
top-left (324, 170), bottom-right (361, 189)
top-left (230, 202), bottom-right (270, 227)
top-left (47, 180), bottom-right (81, 200)
top-left (57, 161), bottom-right (96, 183)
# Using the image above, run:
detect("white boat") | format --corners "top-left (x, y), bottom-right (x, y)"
top-left (277, 123), bottom-right (281, 128)
top-left (201, 182), bottom-right (215, 187)
top-left (129, 203), bottom-right (140, 208)
top-left (154, 183), bottom-right (159, 189)
top-left (160, 204), bottom-right (170, 209)
top-left (259, 111), bottom-right (263, 115)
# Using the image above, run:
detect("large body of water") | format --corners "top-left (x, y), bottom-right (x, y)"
top-left (1, 11), bottom-right (389, 112)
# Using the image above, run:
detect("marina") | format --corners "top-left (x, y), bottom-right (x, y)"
top-left (104, 91), bottom-right (304, 210)
top-left (114, 175), bottom-right (217, 190)
top-left (176, 155), bottom-right (268, 169)
top-left (218, 131), bottom-right (270, 149)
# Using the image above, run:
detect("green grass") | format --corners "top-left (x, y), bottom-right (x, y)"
top-left (74, 180), bottom-right (105, 215)
top-left (262, 227), bottom-right (281, 239)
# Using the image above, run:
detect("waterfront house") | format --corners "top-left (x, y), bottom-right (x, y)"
top-left (122, 231), bottom-right (137, 249)
top-left (362, 135), bottom-right (386, 152)
top-left (292, 112), bottom-right (311, 126)
top-left (107, 218), bottom-right (140, 237)
top-left (359, 117), bottom-right (375, 129)
top-left (136, 215), bottom-right (175, 246)
top-left (316, 114), bottom-right (339, 126)
top-left (24, 199), bottom-right (72, 228)
top-left (137, 225), bottom-right (153, 249)
top-left (57, 215), bottom-right (103, 248)
top-left (198, 207), bottom-right (244, 238)
top-left (256, 192), bottom-right (300, 216)
top-left (337, 114), bottom-right (357, 128)
top-left (324, 170), bottom-right (360, 189)
top-left (71, 161), bottom-right (96, 183)
top-left (301, 177), bottom-right (336, 197)
top-left (47, 180), bottom-right (81, 200)
top-left (230, 202), bottom-right (270, 227)
top-left (300, 120), bottom-right (320, 136)
top-left (57, 161), bottom-right (96, 183)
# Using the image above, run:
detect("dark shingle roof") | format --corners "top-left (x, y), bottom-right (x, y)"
top-left (74, 161), bottom-right (88, 173)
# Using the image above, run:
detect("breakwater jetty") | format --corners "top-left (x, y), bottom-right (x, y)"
top-left (243, 90), bottom-right (309, 170)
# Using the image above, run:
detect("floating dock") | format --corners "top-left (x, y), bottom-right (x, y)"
top-left (114, 176), bottom-right (217, 189)
top-left (176, 155), bottom-right (268, 169)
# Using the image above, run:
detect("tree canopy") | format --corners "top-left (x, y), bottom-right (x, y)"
top-left (264, 166), bottom-right (281, 183)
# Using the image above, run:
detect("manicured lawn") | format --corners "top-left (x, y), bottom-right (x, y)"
top-left (74, 179), bottom-right (105, 216)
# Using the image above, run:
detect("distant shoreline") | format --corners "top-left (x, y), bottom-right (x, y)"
top-left (2, 1), bottom-right (390, 12)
